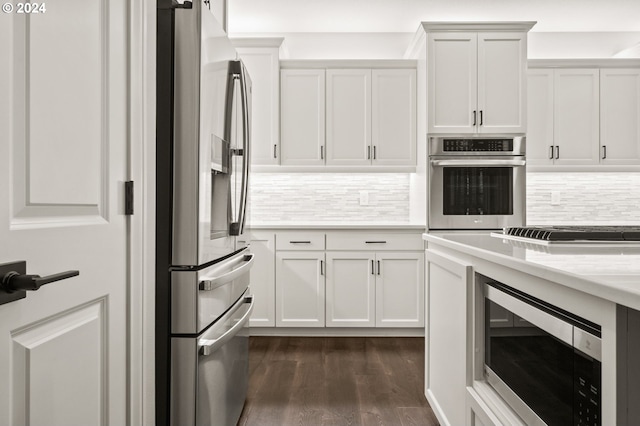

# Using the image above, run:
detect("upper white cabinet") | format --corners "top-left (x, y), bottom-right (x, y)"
top-left (600, 68), bottom-right (640, 165)
top-left (527, 62), bottom-right (640, 167)
top-left (326, 69), bottom-right (372, 166)
top-left (234, 39), bottom-right (283, 165)
top-left (554, 68), bottom-right (600, 165)
top-left (371, 69), bottom-right (417, 165)
top-left (424, 23), bottom-right (532, 134)
top-left (526, 69), bottom-right (555, 164)
top-left (280, 63), bottom-right (417, 168)
top-left (280, 69), bottom-right (326, 165)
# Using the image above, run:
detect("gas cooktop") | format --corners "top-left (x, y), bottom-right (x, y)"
top-left (501, 226), bottom-right (640, 242)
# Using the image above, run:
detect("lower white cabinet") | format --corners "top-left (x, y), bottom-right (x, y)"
top-left (376, 252), bottom-right (424, 327)
top-left (268, 230), bottom-right (425, 330)
top-left (425, 249), bottom-right (473, 426)
top-left (246, 232), bottom-right (276, 327)
top-left (275, 251), bottom-right (325, 327)
top-left (325, 251), bottom-right (425, 328)
top-left (325, 252), bottom-right (376, 327)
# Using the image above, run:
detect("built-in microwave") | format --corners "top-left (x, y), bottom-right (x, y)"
top-left (428, 136), bottom-right (526, 230)
top-left (480, 276), bottom-right (602, 425)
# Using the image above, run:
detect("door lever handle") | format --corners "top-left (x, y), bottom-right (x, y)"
top-left (1, 269), bottom-right (79, 293)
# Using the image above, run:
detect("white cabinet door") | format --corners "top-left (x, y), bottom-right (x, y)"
top-left (600, 68), bottom-right (640, 165)
top-left (372, 69), bottom-right (417, 165)
top-left (325, 252), bottom-right (376, 327)
top-left (246, 232), bottom-right (275, 327)
top-left (376, 252), bottom-right (424, 328)
top-left (425, 250), bottom-right (473, 426)
top-left (275, 251), bottom-right (325, 327)
top-left (428, 33), bottom-right (478, 133)
top-left (236, 47), bottom-right (280, 165)
top-left (326, 69), bottom-right (372, 165)
top-left (477, 32), bottom-right (527, 133)
top-left (527, 69), bottom-right (555, 165)
top-left (280, 69), bottom-right (325, 165)
top-left (553, 69), bottom-right (600, 165)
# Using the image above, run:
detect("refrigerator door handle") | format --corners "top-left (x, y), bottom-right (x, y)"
top-left (199, 295), bottom-right (254, 356)
top-left (230, 61), bottom-right (251, 236)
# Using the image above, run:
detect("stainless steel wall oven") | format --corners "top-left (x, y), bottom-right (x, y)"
top-left (480, 275), bottom-right (602, 426)
top-left (428, 136), bottom-right (526, 230)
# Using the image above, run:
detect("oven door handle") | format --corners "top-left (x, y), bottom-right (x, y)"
top-left (430, 159), bottom-right (526, 167)
top-left (486, 284), bottom-right (573, 347)
top-left (199, 254), bottom-right (255, 291)
top-left (199, 295), bottom-right (254, 356)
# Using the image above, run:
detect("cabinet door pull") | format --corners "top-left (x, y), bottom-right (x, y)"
top-left (373, 146), bottom-right (377, 160)
top-left (377, 260), bottom-right (381, 276)
top-left (320, 260), bottom-right (324, 276)
top-left (549, 146), bottom-right (554, 160)
top-left (472, 110), bottom-right (477, 126)
top-left (367, 146), bottom-right (371, 160)
top-left (555, 146), bottom-right (560, 160)
top-left (320, 146), bottom-right (324, 160)
top-left (602, 145), bottom-right (607, 159)
top-left (273, 144), bottom-right (277, 159)
top-left (479, 110), bottom-right (483, 126)
top-left (371, 260), bottom-right (375, 275)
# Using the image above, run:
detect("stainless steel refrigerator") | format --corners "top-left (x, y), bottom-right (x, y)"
top-left (156, 1), bottom-right (254, 425)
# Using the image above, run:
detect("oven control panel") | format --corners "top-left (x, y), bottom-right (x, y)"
top-left (443, 138), bottom-right (514, 152)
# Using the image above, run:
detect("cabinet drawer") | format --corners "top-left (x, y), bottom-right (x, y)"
top-left (276, 232), bottom-right (325, 250)
top-left (326, 232), bottom-right (423, 251)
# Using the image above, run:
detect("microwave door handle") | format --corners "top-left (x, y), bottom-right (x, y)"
top-left (430, 159), bottom-right (526, 167)
top-left (199, 253), bottom-right (255, 291)
top-left (199, 295), bottom-right (254, 356)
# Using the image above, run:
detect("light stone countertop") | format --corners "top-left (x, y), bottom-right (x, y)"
top-left (424, 231), bottom-right (640, 310)
top-left (248, 222), bottom-right (426, 230)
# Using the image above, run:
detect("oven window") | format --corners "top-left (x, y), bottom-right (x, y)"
top-left (443, 167), bottom-right (513, 215)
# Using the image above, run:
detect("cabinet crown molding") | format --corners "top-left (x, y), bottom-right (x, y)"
top-left (230, 37), bottom-right (285, 48)
top-left (280, 59), bottom-right (417, 69)
top-left (528, 58), bottom-right (640, 68)
top-left (420, 21), bottom-right (536, 32)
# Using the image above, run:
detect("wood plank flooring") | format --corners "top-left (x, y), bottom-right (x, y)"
top-left (237, 337), bottom-right (439, 426)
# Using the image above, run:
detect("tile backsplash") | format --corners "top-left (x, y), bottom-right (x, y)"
top-left (527, 172), bottom-right (640, 225)
top-left (248, 172), bottom-right (640, 226)
top-left (248, 173), bottom-right (411, 223)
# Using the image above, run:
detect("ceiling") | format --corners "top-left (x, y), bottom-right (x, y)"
top-left (227, 0), bottom-right (640, 34)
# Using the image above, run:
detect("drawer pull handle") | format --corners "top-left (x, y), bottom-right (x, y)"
top-left (290, 240), bottom-right (311, 244)
top-left (199, 254), bottom-right (254, 291)
top-left (365, 241), bottom-right (387, 244)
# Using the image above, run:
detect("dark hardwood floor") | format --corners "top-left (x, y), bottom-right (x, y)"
top-left (237, 336), bottom-right (440, 426)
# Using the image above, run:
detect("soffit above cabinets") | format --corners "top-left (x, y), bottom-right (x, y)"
top-left (228, 0), bottom-right (640, 34)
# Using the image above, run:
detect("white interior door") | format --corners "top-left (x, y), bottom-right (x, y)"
top-left (0, 2), bottom-right (129, 425)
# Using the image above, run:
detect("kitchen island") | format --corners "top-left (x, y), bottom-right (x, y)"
top-left (423, 231), bottom-right (640, 426)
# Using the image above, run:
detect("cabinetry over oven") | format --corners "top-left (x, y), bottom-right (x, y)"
top-left (428, 136), bottom-right (526, 230)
